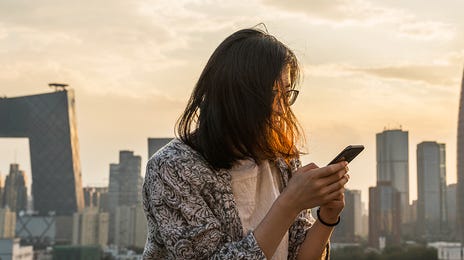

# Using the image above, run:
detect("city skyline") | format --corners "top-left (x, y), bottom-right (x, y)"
top-left (1, 0), bottom-right (463, 205)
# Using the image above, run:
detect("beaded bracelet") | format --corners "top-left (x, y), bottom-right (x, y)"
top-left (316, 208), bottom-right (340, 227)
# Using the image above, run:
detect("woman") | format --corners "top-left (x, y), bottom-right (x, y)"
top-left (142, 27), bottom-right (350, 259)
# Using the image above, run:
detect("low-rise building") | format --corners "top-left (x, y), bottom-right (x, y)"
top-left (0, 238), bottom-right (33, 260)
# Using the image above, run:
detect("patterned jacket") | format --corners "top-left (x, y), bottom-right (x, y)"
top-left (142, 139), bottom-right (329, 259)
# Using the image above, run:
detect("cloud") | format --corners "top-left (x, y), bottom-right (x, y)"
top-left (349, 64), bottom-right (461, 87)
top-left (261, 0), bottom-right (456, 41)
top-left (261, 0), bottom-right (397, 25)
top-left (305, 61), bottom-right (462, 89)
top-left (0, 0), bottom-right (272, 99)
top-left (397, 21), bottom-right (455, 41)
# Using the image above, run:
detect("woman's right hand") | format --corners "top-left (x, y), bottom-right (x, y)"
top-left (279, 161), bottom-right (349, 215)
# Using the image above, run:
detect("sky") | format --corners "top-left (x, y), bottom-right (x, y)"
top-left (0, 0), bottom-right (463, 205)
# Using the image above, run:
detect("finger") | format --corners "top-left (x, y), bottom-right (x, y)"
top-left (314, 161), bottom-right (347, 178)
top-left (320, 169), bottom-right (348, 186)
top-left (323, 187), bottom-right (346, 203)
top-left (299, 162), bottom-right (319, 172)
top-left (322, 176), bottom-right (349, 194)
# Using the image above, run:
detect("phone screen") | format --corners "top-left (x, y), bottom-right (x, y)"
top-left (327, 145), bottom-right (364, 165)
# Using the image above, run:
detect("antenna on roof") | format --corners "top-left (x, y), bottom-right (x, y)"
top-left (48, 83), bottom-right (69, 92)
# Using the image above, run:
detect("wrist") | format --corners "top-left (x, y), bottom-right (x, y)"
top-left (318, 207), bottom-right (340, 224)
top-left (276, 191), bottom-right (301, 218)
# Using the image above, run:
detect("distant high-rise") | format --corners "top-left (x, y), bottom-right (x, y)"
top-left (447, 183), bottom-right (457, 239)
top-left (0, 175), bottom-right (4, 209)
top-left (3, 164), bottom-right (27, 214)
top-left (368, 182), bottom-right (401, 248)
top-left (332, 189), bottom-right (362, 242)
top-left (83, 187), bottom-right (108, 212)
top-left (114, 205), bottom-right (146, 249)
top-left (108, 151), bottom-right (142, 243)
top-left (376, 129), bottom-right (409, 223)
top-left (72, 208), bottom-right (109, 247)
top-left (108, 151), bottom-right (142, 208)
top-left (0, 90), bottom-right (84, 215)
top-left (0, 208), bottom-right (16, 238)
top-left (148, 138), bottom-right (172, 159)
top-left (457, 66), bottom-right (464, 243)
top-left (417, 142), bottom-right (447, 240)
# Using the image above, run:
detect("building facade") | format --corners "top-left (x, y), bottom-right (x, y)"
top-left (0, 238), bottom-right (33, 260)
top-left (114, 205), bottom-right (146, 249)
top-left (376, 129), bottom-right (409, 224)
top-left (417, 141), bottom-right (447, 240)
top-left (332, 189), bottom-right (362, 242)
top-left (369, 182), bottom-right (401, 248)
top-left (458, 67), bottom-right (464, 243)
top-left (0, 90), bottom-right (84, 215)
top-left (2, 164), bottom-right (27, 214)
top-left (447, 184), bottom-right (457, 240)
top-left (72, 208), bottom-right (109, 247)
top-left (108, 151), bottom-right (142, 244)
top-left (0, 208), bottom-right (15, 238)
top-left (108, 151), bottom-right (142, 209)
top-left (83, 187), bottom-right (109, 211)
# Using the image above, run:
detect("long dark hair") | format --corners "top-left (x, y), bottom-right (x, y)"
top-left (177, 27), bottom-right (303, 170)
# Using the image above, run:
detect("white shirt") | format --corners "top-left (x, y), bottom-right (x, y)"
top-left (230, 159), bottom-right (288, 260)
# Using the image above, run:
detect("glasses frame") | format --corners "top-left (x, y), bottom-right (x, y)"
top-left (273, 89), bottom-right (299, 106)
top-left (285, 89), bottom-right (299, 106)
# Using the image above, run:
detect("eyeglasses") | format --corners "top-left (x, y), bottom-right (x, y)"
top-left (285, 89), bottom-right (299, 106)
top-left (274, 89), bottom-right (299, 106)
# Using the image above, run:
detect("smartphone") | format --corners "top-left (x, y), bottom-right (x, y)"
top-left (327, 145), bottom-right (365, 166)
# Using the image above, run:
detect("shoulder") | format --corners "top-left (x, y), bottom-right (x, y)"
top-left (148, 138), bottom-right (213, 171)
top-left (145, 138), bottom-right (215, 189)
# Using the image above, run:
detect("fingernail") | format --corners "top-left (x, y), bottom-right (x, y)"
top-left (343, 161), bottom-right (348, 166)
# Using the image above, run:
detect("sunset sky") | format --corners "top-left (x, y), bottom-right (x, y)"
top-left (0, 0), bottom-right (463, 205)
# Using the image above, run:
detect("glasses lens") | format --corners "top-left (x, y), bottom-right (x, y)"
top-left (286, 90), bottom-right (299, 106)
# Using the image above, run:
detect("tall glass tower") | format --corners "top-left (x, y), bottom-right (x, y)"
top-left (376, 129), bottom-right (409, 224)
top-left (457, 67), bottom-right (464, 243)
top-left (417, 141), bottom-right (447, 240)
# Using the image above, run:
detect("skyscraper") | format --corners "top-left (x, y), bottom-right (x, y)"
top-left (0, 175), bottom-right (4, 210)
top-left (457, 66), bottom-right (464, 243)
top-left (447, 183), bottom-right (457, 239)
top-left (114, 205), bottom-right (146, 249)
top-left (368, 182), bottom-right (401, 248)
top-left (108, 150), bottom-right (142, 244)
top-left (332, 189), bottom-right (362, 242)
top-left (0, 208), bottom-right (16, 238)
top-left (83, 187), bottom-right (108, 211)
top-left (72, 208), bottom-right (109, 247)
top-left (417, 142), bottom-right (447, 240)
top-left (0, 90), bottom-right (84, 215)
top-left (3, 164), bottom-right (27, 214)
top-left (376, 129), bottom-right (409, 223)
top-left (108, 151), bottom-right (142, 208)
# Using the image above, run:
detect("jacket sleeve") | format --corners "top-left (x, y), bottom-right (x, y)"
top-left (142, 157), bottom-right (266, 260)
top-left (287, 209), bottom-right (331, 260)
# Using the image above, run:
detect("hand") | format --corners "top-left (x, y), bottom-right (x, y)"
top-left (319, 166), bottom-right (350, 223)
top-left (279, 161), bottom-right (349, 216)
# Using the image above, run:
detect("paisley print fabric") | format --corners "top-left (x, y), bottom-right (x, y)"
top-left (142, 139), bottom-right (329, 259)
